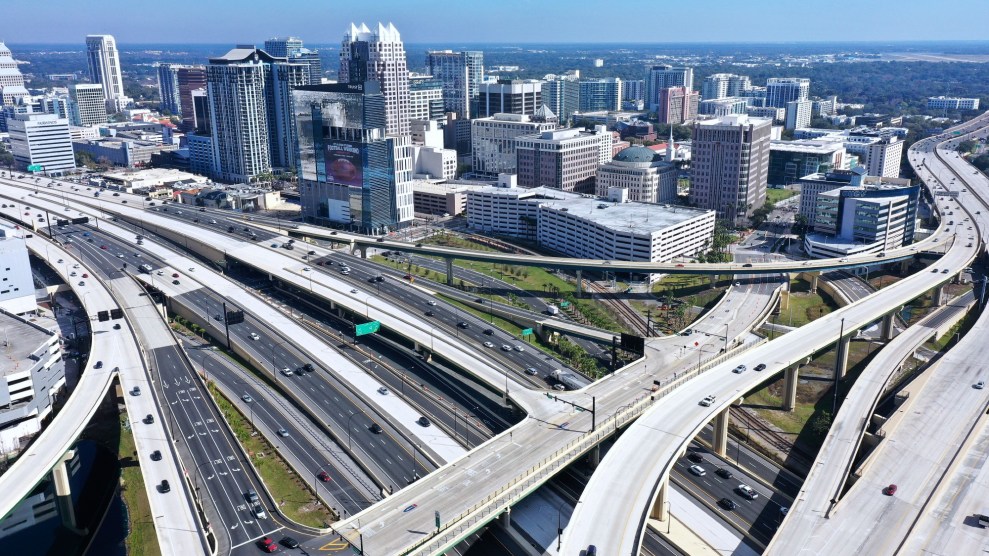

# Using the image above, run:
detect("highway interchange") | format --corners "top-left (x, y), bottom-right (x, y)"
top-left (0, 111), bottom-right (987, 555)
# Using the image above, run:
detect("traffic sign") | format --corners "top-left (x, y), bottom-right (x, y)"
top-left (559, 301), bottom-right (570, 308)
top-left (435, 510), bottom-right (441, 529)
top-left (521, 328), bottom-right (534, 337)
top-left (355, 320), bottom-right (380, 337)
top-left (27, 164), bottom-right (43, 172)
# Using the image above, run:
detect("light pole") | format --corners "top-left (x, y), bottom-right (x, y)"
top-left (833, 317), bottom-right (845, 417)
top-left (557, 501), bottom-right (567, 550)
top-left (346, 413), bottom-right (358, 451)
top-left (269, 339), bottom-right (290, 377)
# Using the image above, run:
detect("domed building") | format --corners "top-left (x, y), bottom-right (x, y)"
top-left (595, 145), bottom-right (678, 203)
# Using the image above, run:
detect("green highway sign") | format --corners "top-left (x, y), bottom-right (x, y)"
top-left (355, 320), bottom-right (381, 337)
top-left (27, 164), bottom-right (43, 172)
top-left (521, 328), bottom-right (534, 337)
top-left (559, 301), bottom-right (570, 308)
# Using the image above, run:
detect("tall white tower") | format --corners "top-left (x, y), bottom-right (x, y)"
top-left (338, 22), bottom-right (411, 137)
top-left (85, 34), bottom-right (132, 113)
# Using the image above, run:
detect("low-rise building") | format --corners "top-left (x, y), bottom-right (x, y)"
top-left (412, 145), bottom-right (457, 180)
top-left (411, 180), bottom-right (487, 216)
top-left (73, 136), bottom-right (178, 168)
top-left (7, 113), bottom-right (75, 176)
top-left (0, 222), bottom-right (35, 315)
top-left (795, 166), bottom-right (912, 228)
top-left (927, 96), bottom-right (980, 111)
top-left (101, 168), bottom-right (210, 191)
top-left (595, 145), bottom-right (678, 203)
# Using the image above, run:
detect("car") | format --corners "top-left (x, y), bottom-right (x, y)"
top-left (70, 271), bottom-right (77, 277)
top-left (688, 465), bottom-right (706, 476)
top-left (94, 360), bottom-right (103, 369)
top-left (131, 386), bottom-right (141, 396)
top-left (281, 368), bottom-right (293, 377)
top-left (143, 414), bottom-right (154, 424)
top-left (82, 273), bottom-right (89, 278)
top-left (513, 345), bottom-right (525, 352)
top-left (378, 386), bottom-right (389, 395)
top-left (732, 364), bottom-right (746, 374)
top-left (277, 428), bottom-right (289, 437)
top-left (281, 537), bottom-right (300, 549)
top-left (942, 269), bottom-right (950, 274)
top-left (754, 363), bottom-right (767, 372)
top-left (159, 480), bottom-right (170, 493)
top-left (350, 288), bottom-right (358, 294)
top-left (553, 384), bottom-right (567, 391)
top-left (719, 498), bottom-right (738, 511)
top-left (258, 537), bottom-right (277, 552)
top-left (687, 452), bottom-right (705, 464)
top-left (117, 253), bottom-right (124, 258)
top-left (931, 268), bottom-right (939, 273)
top-left (417, 416), bottom-right (431, 427)
top-left (457, 321), bottom-right (469, 329)
top-left (587, 545), bottom-right (597, 556)
top-left (501, 344), bottom-right (512, 351)
top-left (780, 506), bottom-right (789, 516)
top-left (699, 395), bottom-right (716, 407)
top-left (976, 381), bottom-right (985, 390)
top-left (427, 300), bottom-right (437, 306)
top-left (737, 484), bottom-right (759, 499)
top-left (883, 484), bottom-right (897, 496)
top-left (716, 467), bottom-right (733, 479)
top-left (484, 341), bottom-right (495, 348)
top-left (369, 423), bottom-right (382, 434)
top-left (250, 333), bottom-right (260, 340)
top-left (302, 266), bottom-right (312, 271)
top-left (483, 328), bottom-right (494, 335)
top-left (172, 280), bottom-right (180, 285)
top-left (100, 245), bottom-right (108, 250)
top-left (271, 243), bottom-right (279, 248)
top-left (317, 471), bottom-right (331, 483)
top-left (150, 450), bottom-right (162, 461)
top-left (172, 272), bottom-right (179, 278)
top-left (242, 394), bottom-right (254, 403)
top-left (113, 323), bottom-right (121, 330)
top-left (303, 363), bottom-right (315, 372)
top-left (424, 310), bottom-right (434, 317)
top-left (525, 367), bottom-right (538, 375)
top-left (742, 263), bottom-right (753, 267)
top-left (188, 267), bottom-right (195, 272)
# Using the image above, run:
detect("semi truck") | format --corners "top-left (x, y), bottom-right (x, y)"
top-left (550, 369), bottom-right (583, 391)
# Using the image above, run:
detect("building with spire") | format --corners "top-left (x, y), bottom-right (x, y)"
top-left (338, 23), bottom-right (410, 137)
top-left (0, 43), bottom-right (28, 107)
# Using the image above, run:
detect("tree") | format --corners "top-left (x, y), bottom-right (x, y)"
top-left (957, 139), bottom-right (978, 154)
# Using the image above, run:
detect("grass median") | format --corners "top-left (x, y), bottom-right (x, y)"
top-left (207, 383), bottom-right (335, 528)
top-left (118, 416), bottom-right (161, 556)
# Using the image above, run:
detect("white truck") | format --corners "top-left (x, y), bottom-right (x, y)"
top-left (550, 369), bottom-right (583, 391)
top-left (546, 304), bottom-right (560, 315)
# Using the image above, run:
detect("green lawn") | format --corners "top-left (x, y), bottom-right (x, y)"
top-left (766, 188), bottom-right (797, 204)
top-left (118, 417), bottom-right (161, 556)
top-left (781, 279), bottom-right (838, 327)
top-left (209, 385), bottom-right (335, 528)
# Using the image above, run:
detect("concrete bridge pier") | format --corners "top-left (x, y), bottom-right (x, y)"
top-left (500, 507), bottom-right (511, 527)
top-left (784, 365), bottom-right (800, 411)
top-left (358, 246), bottom-right (367, 259)
top-left (932, 284), bottom-right (946, 306)
top-left (53, 450), bottom-right (86, 535)
top-left (445, 258), bottom-right (454, 286)
top-left (900, 260), bottom-right (911, 274)
top-left (575, 270), bottom-right (583, 297)
top-left (880, 312), bottom-right (896, 341)
top-left (587, 444), bottom-right (601, 468)
top-left (835, 336), bottom-right (851, 380)
top-left (649, 480), bottom-right (670, 521)
top-left (713, 407), bottom-right (730, 457)
top-left (808, 272), bottom-right (820, 293)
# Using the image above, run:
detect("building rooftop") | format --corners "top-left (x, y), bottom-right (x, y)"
top-left (613, 145), bottom-right (663, 163)
top-left (0, 312), bottom-right (54, 377)
top-left (770, 139), bottom-right (845, 155)
top-left (697, 114), bottom-right (772, 128)
top-left (539, 195), bottom-right (712, 235)
top-left (411, 180), bottom-right (487, 195)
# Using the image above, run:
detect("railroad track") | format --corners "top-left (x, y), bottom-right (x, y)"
top-left (586, 280), bottom-right (651, 336)
top-left (730, 406), bottom-right (813, 470)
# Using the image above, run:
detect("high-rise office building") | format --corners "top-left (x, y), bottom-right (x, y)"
top-left (338, 23), bottom-right (410, 137)
top-left (475, 80), bottom-right (542, 118)
top-left (191, 88), bottom-right (210, 134)
top-left (862, 136), bottom-right (904, 179)
top-left (622, 80), bottom-right (645, 101)
top-left (0, 43), bottom-right (28, 106)
top-left (293, 82), bottom-right (414, 232)
top-left (265, 37), bottom-right (322, 84)
top-left (177, 66), bottom-right (207, 130)
top-left (543, 78), bottom-right (579, 123)
top-left (85, 35), bottom-right (131, 113)
top-left (766, 78), bottom-right (810, 108)
top-left (701, 73), bottom-right (751, 100)
top-left (8, 113), bottom-right (76, 175)
top-left (784, 99), bottom-right (812, 131)
top-left (656, 86), bottom-right (699, 125)
top-left (68, 83), bottom-right (107, 126)
top-left (689, 114), bottom-right (772, 223)
top-left (645, 65), bottom-right (693, 111)
top-left (157, 63), bottom-right (181, 114)
top-left (578, 78), bottom-right (622, 112)
top-left (515, 126), bottom-right (613, 193)
top-left (206, 45), bottom-right (309, 183)
top-left (426, 50), bottom-right (484, 118)
top-left (408, 73), bottom-right (445, 122)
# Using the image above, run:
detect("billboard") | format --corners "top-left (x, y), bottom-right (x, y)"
top-left (324, 141), bottom-right (364, 187)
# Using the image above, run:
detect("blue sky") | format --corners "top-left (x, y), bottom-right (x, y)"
top-left (4, 0), bottom-right (988, 44)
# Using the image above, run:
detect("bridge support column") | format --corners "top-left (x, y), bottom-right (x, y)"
top-left (900, 260), bottom-right (910, 274)
top-left (784, 365), bottom-right (799, 411)
top-left (445, 257), bottom-right (454, 286)
top-left (576, 270), bottom-right (583, 297)
top-left (932, 284), bottom-right (946, 307)
top-left (808, 272), bottom-right (820, 293)
top-left (835, 336), bottom-right (851, 380)
top-left (713, 407), bottom-right (730, 457)
top-left (358, 246), bottom-right (367, 259)
top-left (588, 444), bottom-right (601, 468)
top-left (500, 507), bottom-right (511, 527)
top-left (880, 313), bottom-right (896, 341)
top-left (53, 450), bottom-right (86, 535)
top-left (649, 480), bottom-right (670, 521)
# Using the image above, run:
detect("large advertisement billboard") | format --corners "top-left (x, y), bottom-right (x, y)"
top-left (324, 141), bottom-right (364, 187)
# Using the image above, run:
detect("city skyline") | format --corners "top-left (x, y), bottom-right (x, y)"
top-left (3, 0), bottom-right (988, 44)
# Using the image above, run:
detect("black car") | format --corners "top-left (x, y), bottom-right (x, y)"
top-left (227, 226), bottom-right (235, 232)
top-left (159, 480), bottom-right (170, 493)
top-left (742, 263), bottom-right (753, 267)
top-left (281, 537), bottom-right (300, 549)
top-left (113, 323), bottom-right (121, 330)
top-left (417, 416), bottom-right (431, 427)
top-left (425, 310), bottom-right (434, 317)
top-left (143, 414), bottom-right (154, 424)
top-left (483, 328), bottom-right (494, 335)
top-left (718, 498), bottom-right (737, 511)
top-left (369, 423), bottom-right (383, 434)
top-left (94, 361), bottom-right (103, 369)
top-left (754, 363), bottom-right (767, 372)
top-left (150, 450), bottom-right (162, 461)
top-left (688, 452), bottom-right (705, 464)
top-left (457, 321), bottom-right (469, 329)
top-left (715, 467), bottom-right (733, 479)
top-left (302, 363), bottom-right (315, 372)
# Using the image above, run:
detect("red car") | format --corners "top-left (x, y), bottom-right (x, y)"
top-left (317, 471), bottom-right (331, 482)
top-left (82, 273), bottom-right (89, 278)
top-left (100, 245), bottom-right (108, 250)
top-left (258, 536), bottom-right (277, 552)
top-left (172, 272), bottom-right (180, 278)
top-left (883, 484), bottom-right (897, 496)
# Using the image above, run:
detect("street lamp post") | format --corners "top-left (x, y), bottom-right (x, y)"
top-left (346, 412), bottom-right (358, 451)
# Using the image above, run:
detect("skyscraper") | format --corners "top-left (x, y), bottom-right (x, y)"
top-left (177, 66), bottom-right (207, 131)
top-left (338, 23), bottom-right (410, 137)
top-left (293, 82), bottom-right (414, 232)
top-left (543, 77), bottom-right (579, 123)
top-left (766, 78), bottom-right (810, 108)
top-left (206, 45), bottom-right (309, 183)
top-left (645, 65), bottom-right (693, 112)
top-left (157, 63), bottom-right (181, 114)
top-left (426, 50), bottom-right (484, 118)
top-left (68, 84), bottom-right (107, 126)
top-left (701, 73), bottom-right (751, 100)
top-left (689, 114), bottom-right (772, 224)
top-left (85, 35), bottom-right (131, 113)
top-left (475, 80), bottom-right (542, 117)
top-left (265, 37), bottom-right (322, 85)
top-left (578, 78), bottom-right (622, 112)
top-left (0, 43), bottom-right (28, 107)
top-left (656, 86), bottom-right (699, 125)
top-left (408, 74), bottom-right (444, 122)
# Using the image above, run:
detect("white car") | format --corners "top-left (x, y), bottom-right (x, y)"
top-left (427, 300), bottom-right (437, 306)
top-left (513, 345), bottom-right (525, 352)
top-left (377, 387), bottom-right (389, 395)
top-left (501, 344), bottom-right (512, 351)
top-left (249, 332), bottom-right (260, 341)
top-left (732, 365), bottom-right (746, 374)
top-left (699, 395), bottom-right (716, 407)
top-left (737, 484), bottom-right (759, 499)
top-left (350, 288), bottom-right (358, 294)
top-left (689, 465), bottom-right (706, 476)
top-left (241, 394), bottom-right (254, 403)
top-left (483, 341), bottom-right (494, 348)
top-left (280, 368), bottom-right (293, 377)
top-left (277, 428), bottom-right (289, 437)
top-left (303, 266), bottom-right (312, 271)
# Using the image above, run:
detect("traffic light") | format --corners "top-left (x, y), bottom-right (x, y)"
top-left (97, 310), bottom-right (109, 322)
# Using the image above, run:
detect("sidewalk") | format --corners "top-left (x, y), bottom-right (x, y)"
top-left (656, 488), bottom-right (760, 556)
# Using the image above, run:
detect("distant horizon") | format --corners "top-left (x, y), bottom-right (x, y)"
top-left (7, 39), bottom-right (989, 47)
